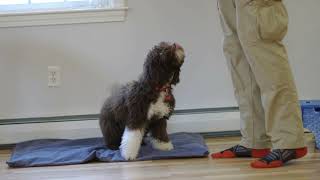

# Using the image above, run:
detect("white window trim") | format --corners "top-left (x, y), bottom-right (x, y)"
top-left (0, 2), bottom-right (128, 28)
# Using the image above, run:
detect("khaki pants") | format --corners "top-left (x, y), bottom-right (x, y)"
top-left (217, 0), bottom-right (305, 149)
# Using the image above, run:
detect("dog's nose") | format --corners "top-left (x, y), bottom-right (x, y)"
top-left (173, 43), bottom-right (183, 50)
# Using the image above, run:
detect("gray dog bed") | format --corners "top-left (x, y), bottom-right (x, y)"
top-left (7, 132), bottom-right (209, 168)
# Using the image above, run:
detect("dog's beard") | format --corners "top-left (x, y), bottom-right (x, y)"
top-left (169, 75), bottom-right (174, 84)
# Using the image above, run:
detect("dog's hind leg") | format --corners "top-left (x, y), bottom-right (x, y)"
top-left (149, 119), bottom-right (173, 151)
top-left (99, 110), bottom-right (123, 150)
top-left (120, 127), bottom-right (144, 160)
top-left (105, 124), bottom-right (123, 150)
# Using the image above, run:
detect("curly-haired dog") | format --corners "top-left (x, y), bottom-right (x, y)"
top-left (99, 42), bottom-right (185, 160)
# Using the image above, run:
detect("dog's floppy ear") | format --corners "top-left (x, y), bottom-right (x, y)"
top-left (144, 58), bottom-right (166, 85)
top-left (143, 47), bottom-right (170, 86)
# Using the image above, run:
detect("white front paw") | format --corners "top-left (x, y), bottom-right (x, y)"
top-left (121, 148), bottom-right (138, 160)
top-left (151, 139), bottom-right (174, 151)
top-left (120, 127), bottom-right (143, 161)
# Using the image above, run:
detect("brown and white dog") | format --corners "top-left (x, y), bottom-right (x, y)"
top-left (99, 42), bottom-right (185, 160)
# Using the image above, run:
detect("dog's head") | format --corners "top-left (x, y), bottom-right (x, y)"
top-left (143, 42), bottom-right (185, 87)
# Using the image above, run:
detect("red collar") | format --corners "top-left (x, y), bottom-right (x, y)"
top-left (155, 85), bottom-right (173, 102)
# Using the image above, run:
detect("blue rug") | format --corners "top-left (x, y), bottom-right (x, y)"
top-left (7, 132), bottom-right (209, 168)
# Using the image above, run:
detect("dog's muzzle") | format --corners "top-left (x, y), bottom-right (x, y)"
top-left (173, 43), bottom-right (185, 64)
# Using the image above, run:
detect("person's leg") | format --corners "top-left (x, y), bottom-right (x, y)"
top-left (212, 0), bottom-right (271, 159)
top-left (235, 0), bottom-right (307, 167)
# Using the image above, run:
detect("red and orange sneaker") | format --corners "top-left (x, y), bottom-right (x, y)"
top-left (211, 145), bottom-right (271, 159)
top-left (251, 147), bottom-right (308, 168)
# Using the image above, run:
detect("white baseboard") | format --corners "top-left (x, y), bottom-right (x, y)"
top-left (0, 112), bottom-right (240, 144)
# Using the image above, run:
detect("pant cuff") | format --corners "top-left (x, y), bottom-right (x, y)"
top-left (271, 137), bottom-right (306, 149)
top-left (240, 139), bottom-right (272, 149)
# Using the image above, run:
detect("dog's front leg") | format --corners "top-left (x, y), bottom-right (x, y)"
top-left (120, 127), bottom-right (144, 160)
top-left (149, 119), bottom-right (173, 151)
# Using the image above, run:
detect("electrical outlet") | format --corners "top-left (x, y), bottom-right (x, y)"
top-left (48, 66), bottom-right (61, 87)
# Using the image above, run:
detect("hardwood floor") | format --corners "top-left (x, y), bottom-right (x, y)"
top-left (1, 136), bottom-right (319, 180)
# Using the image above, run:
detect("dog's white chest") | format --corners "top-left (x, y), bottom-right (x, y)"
top-left (147, 92), bottom-right (171, 120)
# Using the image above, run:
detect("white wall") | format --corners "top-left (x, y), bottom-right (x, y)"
top-left (0, 0), bottom-right (319, 119)
top-left (284, 0), bottom-right (320, 101)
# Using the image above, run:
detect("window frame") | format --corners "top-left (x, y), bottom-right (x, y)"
top-left (0, 0), bottom-right (128, 28)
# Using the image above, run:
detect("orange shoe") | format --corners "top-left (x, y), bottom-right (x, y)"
top-left (211, 145), bottom-right (271, 159)
top-left (251, 147), bottom-right (308, 168)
